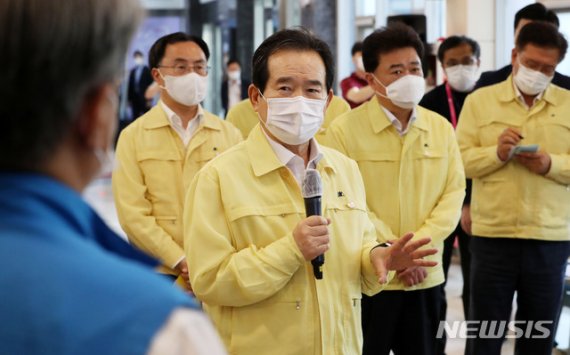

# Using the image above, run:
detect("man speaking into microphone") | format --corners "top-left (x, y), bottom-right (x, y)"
top-left (184, 28), bottom-right (438, 355)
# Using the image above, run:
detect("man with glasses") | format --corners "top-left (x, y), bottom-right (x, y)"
top-left (113, 32), bottom-right (242, 289)
top-left (475, 3), bottom-right (570, 90)
top-left (457, 22), bottom-right (570, 355)
top-left (419, 35), bottom-right (480, 355)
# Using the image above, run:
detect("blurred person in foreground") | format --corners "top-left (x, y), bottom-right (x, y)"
top-left (457, 22), bottom-right (570, 355)
top-left (0, 1), bottom-right (226, 354)
top-left (184, 27), bottom-right (439, 354)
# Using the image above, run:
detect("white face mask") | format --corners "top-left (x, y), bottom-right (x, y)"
top-left (445, 64), bottom-right (479, 93)
top-left (514, 60), bottom-right (553, 96)
top-left (159, 70), bottom-right (208, 106)
top-left (134, 57), bottom-right (144, 66)
top-left (373, 74), bottom-right (425, 109)
top-left (259, 92), bottom-right (326, 145)
top-left (228, 70), bottom-right (241, 81)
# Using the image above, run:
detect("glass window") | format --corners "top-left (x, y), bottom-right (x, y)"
top-left (356, 0), bottom-right (376, 17)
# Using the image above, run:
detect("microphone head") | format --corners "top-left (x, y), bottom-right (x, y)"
top-left (302, 169), bottom-right (322, 198)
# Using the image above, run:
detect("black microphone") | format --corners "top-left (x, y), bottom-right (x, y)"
top-left (302, 169), bottom-right (324, 280)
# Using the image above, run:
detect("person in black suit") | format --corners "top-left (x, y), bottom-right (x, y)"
top-left (420, 35), bottom-right (480, 355)
top-left (127, 50), bottom-right (154, 119)
top-left (475, 3), bottom-right (570, 90)
top-left (221, 58), bottom-right (250, 116)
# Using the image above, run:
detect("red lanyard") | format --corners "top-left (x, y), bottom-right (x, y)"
top-left (445, 82), bottom-right (457, 129)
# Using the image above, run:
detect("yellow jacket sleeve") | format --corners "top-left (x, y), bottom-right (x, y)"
top-left (112, 129), bottom-right (184, 268)
top-left (456, 94), bottom-right (506, 179)
top-left (546, 154), bottom-right (570, 185)
top-left (184, 167), bottom-right (305, 308)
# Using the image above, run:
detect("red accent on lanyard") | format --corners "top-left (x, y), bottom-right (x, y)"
top-left (445, 82), bottom-right (458, 129)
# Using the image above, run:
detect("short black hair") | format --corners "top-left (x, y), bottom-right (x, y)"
top-left (251, 27), bottom-right (334, 93)
top-left (133, 50), bottom-right (143, 57)
top-left (227, 58), bottom-right (240, 67)
top-left (362, 23), bottom-right (424, 73)
top-left (516, 22), bottom-right (567, 63)
top-left (437, 36), bottom-right (480, 63)
top-left (514, 3), bottom-right (559, 30)
top-left (148, 32), bottom-right (210, 69)
top-left (351, 42), bottom-right (363, 56)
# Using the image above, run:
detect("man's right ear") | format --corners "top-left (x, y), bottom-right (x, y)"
top-left (151, 68), bottom-right (164, 86)
top-left (248, 84), bottom-right (261, 112)
top-left (365, 72), bottom-right (378, 88)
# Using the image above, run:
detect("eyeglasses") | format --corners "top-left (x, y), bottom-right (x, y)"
top-left (518, 56), bottom-right (556, 77)
top-left (158, 63), bottom-right (210, 76)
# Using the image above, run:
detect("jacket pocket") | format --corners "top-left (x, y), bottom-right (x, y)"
top-left (472, 177), bottom-right (509, 223)
top-left (226, 204), bottom-right (303, 249)
top-left (339, 284), bottom-right (363, 354)
top-left (229, 299), bottom-right (310, 354)
top-left (538, 120), bottom-right (570, 154)
top-left (137, 151), bottom-right (181, 196)
top-left (351, 151), bottom-right (399, 163)
top-left (155, 216), bottom-right (179, 241)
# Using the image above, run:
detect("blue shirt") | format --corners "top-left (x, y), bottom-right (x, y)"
top-left (0, 173), bottom-right (198, 354)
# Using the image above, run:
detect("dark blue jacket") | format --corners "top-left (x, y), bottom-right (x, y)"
top-left (0, 173), bottom-right (198, 355)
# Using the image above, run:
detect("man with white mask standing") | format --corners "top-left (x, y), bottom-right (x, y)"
top-left (113, 32), bottom-right (242, 290)
top-left (328, 24), bottom-right (465, 355)
top-left (457, 22), bottom-right (570, 355)
top-left (419, 35), bottom-right (480, 355)
top-left (184, 27), bottom-right (440, 354)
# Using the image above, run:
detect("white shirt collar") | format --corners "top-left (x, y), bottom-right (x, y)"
top-left (381, 106), bottom-right (417, 136)
top-left (160, 100), bottom-right (203, 147)
top-left (261, 129), bottom-right (323, 186)
top-left (512, 80), bottom-right (543, 110)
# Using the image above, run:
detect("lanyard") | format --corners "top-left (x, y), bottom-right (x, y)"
top-left (445, 82), bottom-right (457, 129)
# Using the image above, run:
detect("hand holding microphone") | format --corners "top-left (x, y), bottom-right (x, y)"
top-left (292, 169), bottom-right (329, 279)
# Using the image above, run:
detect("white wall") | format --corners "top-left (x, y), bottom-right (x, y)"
top-left (539, 0), bottom-right (570, 8)
top-left (446, 0), bottom-right (496, 71)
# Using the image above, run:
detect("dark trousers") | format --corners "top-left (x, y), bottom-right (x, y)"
top-left (436, 223), bottom-right (471, 355)
top-left (362, 286), bottom-right (442, 355)
top-left (466, 236), bottom-right (570, 355)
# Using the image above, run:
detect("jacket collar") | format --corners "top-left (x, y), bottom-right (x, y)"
top-left (499, 74), bottom-right (560, 106)
top-left (143, 102), bottom-right (223, 131)
top-left (246, 125), bottom-right (336, 177)
top-left (367, 97), bottom-right (428, 134)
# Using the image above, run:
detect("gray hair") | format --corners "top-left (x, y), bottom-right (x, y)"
top-left (0, 0), bottom-right (144, 170)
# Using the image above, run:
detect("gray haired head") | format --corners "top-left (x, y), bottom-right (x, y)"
top-left (0, 0), bottom-right (143, 170)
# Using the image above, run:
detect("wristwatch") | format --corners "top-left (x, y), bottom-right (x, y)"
top-left (370, 241), bottom-right (392, 254)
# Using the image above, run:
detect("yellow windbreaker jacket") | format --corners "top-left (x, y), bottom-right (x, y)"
top-left (112, 104), bottom-right (242, 273)
top-left (184, 126), bottom-right (387, 354)
top-left (327, 98), bottom-right (465, 291)
top-left (456, 76), bottom-right (570, 241)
